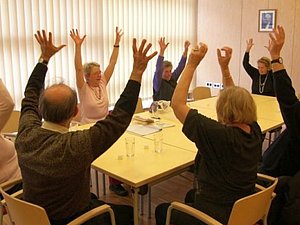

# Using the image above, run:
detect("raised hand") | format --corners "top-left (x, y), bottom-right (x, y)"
top-left (183, 40), bottom-right (191, 57)
top-left (184, 40), bottom-right (191, 50)
top-left (217, 47), bottom-right (232, 69)
top-left (246, 38), bottom-right (254, 52)
top-left (114, 27), bottom-right (123, 46)
top-left (70, 29), bottom-right (86, 46)
top-left (35, 30), bottom-right (66, 61)
top-left (131, 39), bottom-right (158, 82)
top-left (267, 25), bottom-right (285, 58)
top-left (158, 37), bottom-right (169, 55)
top-left (187, 42), bottom-right (208, 67)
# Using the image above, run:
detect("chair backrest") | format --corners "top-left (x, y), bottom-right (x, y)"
top-left (0, 187), bottom-right (51, 225)
top-left (166, 202), bottom-right (222, 225)
top-left (2, 111), bottom-right (20, 133)
top-left (192, 86), bottom-right (211, 100)
top-left (228, 173), bottom-right (278, 225)
top-left (1, 178), bottom-right (23, 225)
top-left (134, 97), bottom-right (144, 113)
top-left (67, 204), bottom-right (116, 225)
top-left (166, 173), bottom-right (278, 225)
top-left (0, 178), bottom-right (116, 225)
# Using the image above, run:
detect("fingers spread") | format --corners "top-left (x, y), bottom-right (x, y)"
top-left (147, 51), bottom-right (158, 61)
top-left (138, 39), bottom-right (147, 53)
top-left (132, 38), bottom-right (137, 53)
top-left (143, 43), bottom-right (152, 56)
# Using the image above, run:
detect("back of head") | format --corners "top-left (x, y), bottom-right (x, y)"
top-left (257, 57), bottom-right (271, 70)
top-left (39, 83), bottom-right (78, 124)
top-left (216, 86), bottom-right (257, 124)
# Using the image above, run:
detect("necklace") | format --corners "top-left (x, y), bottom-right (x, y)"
top-left (259, 73), bottom-right (269, 94)
top-left (91, 86), bottom-right (101, 99)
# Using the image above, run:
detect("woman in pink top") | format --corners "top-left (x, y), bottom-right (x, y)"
top-left (70, 27), bottom-right (129, 196)
top-left (0, 79), bottom-right (22, 198)
top-left (70, 27), bottom-right (123, 124)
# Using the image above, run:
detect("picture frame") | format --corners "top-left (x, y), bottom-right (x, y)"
top-left (258, 9), bottom-right (277, 32)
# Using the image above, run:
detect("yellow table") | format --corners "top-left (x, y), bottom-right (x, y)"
top-left (91, 133), bottom-right (196, 225)
top-left (189, 95), bottom-right (284, 132)
top-left (138, 95), bottom-right (284, 153)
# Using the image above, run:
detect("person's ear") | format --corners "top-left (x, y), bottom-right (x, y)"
top-left (73, 105), bottom-right (79, 118)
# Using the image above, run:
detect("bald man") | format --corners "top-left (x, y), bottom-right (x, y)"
top-left (15, 30), bottom-right (157, 225)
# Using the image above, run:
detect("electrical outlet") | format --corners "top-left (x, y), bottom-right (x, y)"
top-left (213, 83), bottom-right (220, 89)
top-left (206, 82), bottom-right (212, 87)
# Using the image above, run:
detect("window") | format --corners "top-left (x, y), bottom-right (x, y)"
top-left (0, 0), bottom-right (197, 109)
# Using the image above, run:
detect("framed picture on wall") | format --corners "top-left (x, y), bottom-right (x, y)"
top-left (259, 9), bottom-right (277, 32)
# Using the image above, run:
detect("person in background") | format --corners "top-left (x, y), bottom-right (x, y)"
top-left (0, 79), bottom-right (22, 198)
top-left (70, 28), bottom-right (129, 197)
top-left (155, 43), bottom-right (262, 225)
top-left (243, 38), bottom-right (275, 97)
top-left (260, 25), bottom-right (300, 225)
top-left (15, 30), bottom-right (157, 225)
top-left (153, 37), bottom-right (190, 101)
top-left (70, 27), bottom-right (123, 124)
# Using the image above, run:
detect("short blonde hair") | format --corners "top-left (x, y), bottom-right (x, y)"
top-left (257, 57), bottom-right (271, 70)
top-left (216, 86), bottom-right (257, 124)
top-left (83, 62), bottom-right (100, 75)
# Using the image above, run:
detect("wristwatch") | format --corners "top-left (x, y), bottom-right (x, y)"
top-left (271, 57), bottom-right (283, 64)
top-left (38, 57), bottom-right (49, 65)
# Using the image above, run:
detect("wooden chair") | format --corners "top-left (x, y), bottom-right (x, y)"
top-left (165, 173), bottom-right (278, 225)
top-left (2, 111), bottom-right (20, 133)
top-left (0, 178), bottom-right (116, 225)
top-left (1, 178), bottom-right (23, 225)
top-left (192, 86), bottom-right (212, 100)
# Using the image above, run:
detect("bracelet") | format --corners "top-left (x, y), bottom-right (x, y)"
top-left (114, 45), bottom-right (120, 48)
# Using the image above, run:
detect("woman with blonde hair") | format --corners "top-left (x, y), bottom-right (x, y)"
top-left (243, 38), bottom-right (275, 96)
top-left (156, 44), bottom-right (262, 225)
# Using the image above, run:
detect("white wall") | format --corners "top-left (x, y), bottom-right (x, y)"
top-left (196, 0), bottom-right (300, 96)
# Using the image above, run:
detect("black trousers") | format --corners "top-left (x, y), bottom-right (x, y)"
top-left (50, 193), bottom-right (133, 225)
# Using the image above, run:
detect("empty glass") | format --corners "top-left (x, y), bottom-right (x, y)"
top-left (125, 137), bottom-right (135, 157)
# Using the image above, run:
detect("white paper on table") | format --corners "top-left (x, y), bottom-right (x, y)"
top-left (127, 124), bottom-right (162, 136)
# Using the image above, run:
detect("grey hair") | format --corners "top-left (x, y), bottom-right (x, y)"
top-left (83, 62), bottom-right (100, 75)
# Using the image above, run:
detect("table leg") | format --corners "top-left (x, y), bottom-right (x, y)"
top-left (133, 188), bottom-right (139, 225)
top-left (95, 170), bottom-right (99, 197)
top-left (148, 186), bottom-right (151, 218)
top-left (102, 174), bottom-right (106, 195)
top-left (140, 195), bottom-right (144, 215)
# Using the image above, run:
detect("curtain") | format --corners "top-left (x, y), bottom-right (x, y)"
top-left (0, 0), bottom-right (197, 109)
